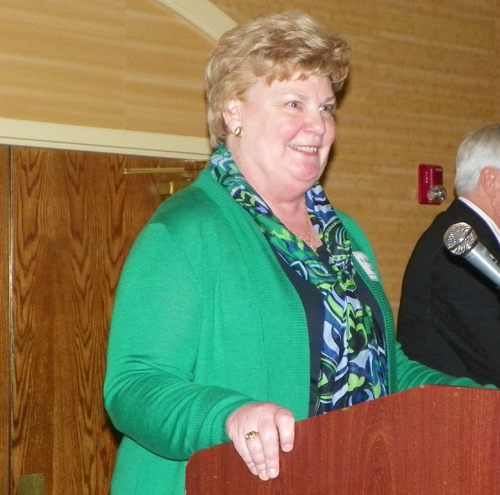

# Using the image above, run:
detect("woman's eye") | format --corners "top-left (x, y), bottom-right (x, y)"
top-left (321, 104), bottom-right (336, 113)
top-left (288, 101), bottom-right (300, 108)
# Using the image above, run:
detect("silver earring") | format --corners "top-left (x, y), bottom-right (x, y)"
top-left (234, 127), bottom-right (243, 138)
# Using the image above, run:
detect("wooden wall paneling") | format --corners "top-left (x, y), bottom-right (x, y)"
top-left (124, 0), bottom-right (214, 137)
top-left (496, 10), bottom-right (500, 117)
top-left (210, 0), bottom-right (500, 316)
top-left (0, 0), bottom-right (215, 138)
top-left (334, 0), bottom-right (500, 316)
top-left (0, 0), bottom-right (125, 129)
top-left (0, 0), bottom-right (497, 319)
top-left (10, 148), bottom-right (186, 494)
top-left (0, 147), bottom-right (11, 494)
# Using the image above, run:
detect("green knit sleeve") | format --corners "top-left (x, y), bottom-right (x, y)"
top-left (395, 339), bottom-right (497, 389)
top-left (103, 220), bottom-right (256, 460)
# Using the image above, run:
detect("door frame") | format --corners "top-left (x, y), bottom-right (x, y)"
top-left (0, 117), bottom-right (213, 160)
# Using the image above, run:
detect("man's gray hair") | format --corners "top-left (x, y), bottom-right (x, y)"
top-left (455, 124), bottom-right (500, 195)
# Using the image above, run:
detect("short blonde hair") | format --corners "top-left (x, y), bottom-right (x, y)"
top-left (205, 11), bottom-right (351, 147)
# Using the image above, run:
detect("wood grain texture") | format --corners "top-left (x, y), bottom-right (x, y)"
top-left (9, 148), bottom-right (196, 494)
top-left (124, 0), bottom-right (213, 136)
top-left (186, 386), bottom-right (500, 494)
top-left (1, 0), bottom-right (498, 316)
top-left (211, 0), bottom-right (500, 317)
top-left (0, 0), bottom-right (213, 137)
top-left (0, 148), bottom-right (11, 494)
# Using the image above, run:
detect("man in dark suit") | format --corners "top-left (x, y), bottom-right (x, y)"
top-left (397, 123), bottom-right (500, 386)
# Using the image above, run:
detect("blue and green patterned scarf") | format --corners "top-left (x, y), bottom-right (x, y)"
top-left (210, 144), bottom-right (388, 413)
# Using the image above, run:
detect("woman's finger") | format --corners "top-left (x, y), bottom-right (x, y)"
top-left (274, 407), bottom-right (295, 452)
top-left (245, 430), bottom-right (270, 480)
top-left (226, 403), bottom-right (295, 479)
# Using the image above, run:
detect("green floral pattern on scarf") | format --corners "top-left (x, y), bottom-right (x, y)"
top-left (210, 144), bottom-right (388, 413)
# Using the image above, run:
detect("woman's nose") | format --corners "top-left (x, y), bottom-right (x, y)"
top-left (304, 109), bottom-right (327, 135)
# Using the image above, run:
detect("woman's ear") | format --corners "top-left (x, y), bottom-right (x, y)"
top-left (222, 99), bottom-right (243, 135)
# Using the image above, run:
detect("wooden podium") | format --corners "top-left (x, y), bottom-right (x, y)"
top-left (186, 386), bottom-right (500, 494)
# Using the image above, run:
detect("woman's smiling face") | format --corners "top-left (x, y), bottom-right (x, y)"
top-left (224, 73), bottom-right (336, 202)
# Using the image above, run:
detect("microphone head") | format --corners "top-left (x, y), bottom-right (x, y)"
top-left (443, 222), bottom-right (478, 255)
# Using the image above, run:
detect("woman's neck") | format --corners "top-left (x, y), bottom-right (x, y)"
top-left (271, 198), bottom-right (322, 250)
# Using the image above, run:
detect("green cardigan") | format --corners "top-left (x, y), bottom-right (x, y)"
top-left (104, 169), bottom-right (490, 495)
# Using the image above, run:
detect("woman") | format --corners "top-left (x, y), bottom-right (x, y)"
top-left (104, 11), bottom-right (491, 495)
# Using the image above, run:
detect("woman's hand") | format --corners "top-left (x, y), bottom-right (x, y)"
top-left (225, 402), bottom-right (295, 480)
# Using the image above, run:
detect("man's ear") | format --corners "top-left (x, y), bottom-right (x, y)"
top-left (480, 167), bottom-right (500, 197)
top-left (222, 99), bottom-right (243, 135)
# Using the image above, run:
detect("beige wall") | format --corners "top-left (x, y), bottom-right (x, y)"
top-left (0, 0), bottom-right (499, 317)
top-left (213, 0), bottom-right (500, 317)
top-left (0, 0), bottom-right (213, 137)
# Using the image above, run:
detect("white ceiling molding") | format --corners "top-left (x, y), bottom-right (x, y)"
top-left (0, 117), bottom-right (213, 160)
top-left (153, 0), bottom-right (236, 43)
top-left (1, 1), bottom-right (236, 158)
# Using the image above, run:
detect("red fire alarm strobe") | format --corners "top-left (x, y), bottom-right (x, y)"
top-left (418, 164), bottom-right (447, 205)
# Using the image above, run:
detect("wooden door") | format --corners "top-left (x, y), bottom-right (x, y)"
top-left (1, 147), bottom-right (204, 494)
top-left (0, 147), bottom-right (11, 495)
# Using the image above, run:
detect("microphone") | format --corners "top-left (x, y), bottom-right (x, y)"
top-left (443, 222), bottom-right (500, 287)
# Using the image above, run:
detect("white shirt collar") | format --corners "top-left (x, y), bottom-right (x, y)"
top-left (458, 197), bottom-right (500, 244)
